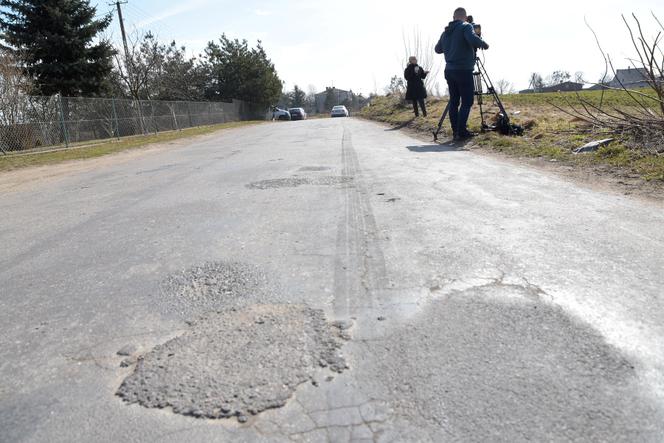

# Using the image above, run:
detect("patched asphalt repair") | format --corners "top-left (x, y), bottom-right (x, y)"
top-left (117, 262), bottom-right (350, 423)
top-left (117, 304), bottom-right (348, 422)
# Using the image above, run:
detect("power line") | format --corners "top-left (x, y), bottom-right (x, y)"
top-left (123, 2), bottom-right (181, 40)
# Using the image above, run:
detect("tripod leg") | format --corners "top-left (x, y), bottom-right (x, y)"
top-left (433, 102), bottom-right (451, 141)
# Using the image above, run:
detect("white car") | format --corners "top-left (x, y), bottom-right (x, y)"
top-left (272, 107), bottom-right (291, 121)
top-left (331, 105), bottom-right (349, 118)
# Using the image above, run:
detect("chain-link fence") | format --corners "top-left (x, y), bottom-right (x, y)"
top-left (0, 96), bottom-right (267, 154)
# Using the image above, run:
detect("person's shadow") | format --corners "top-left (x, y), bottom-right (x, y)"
top-left (385, 118), bottom-right (416, 131)
top-left (407, 138), bottom-right (473, 152)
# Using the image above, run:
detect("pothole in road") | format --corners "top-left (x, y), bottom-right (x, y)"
top-left (246, 176), bottom-right (352, 190)
top-left (117, 304), bottom-right (348, 422)
top-left (157, 262), bottom-right (273, 319)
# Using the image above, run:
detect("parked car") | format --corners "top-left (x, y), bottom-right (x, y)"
top-left (288, 108), bottom-right (307, 121)
top-left (331, 105), bottom-right (349, 118)
top-left (272, 107), bottom-right (291, 121)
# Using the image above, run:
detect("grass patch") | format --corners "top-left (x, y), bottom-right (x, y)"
top-left (501, 88), bottom-right (659, 108)
top-left (361, 94), bottom-right (664, 182)
top-left (0, 121), bottom-right (262, 172)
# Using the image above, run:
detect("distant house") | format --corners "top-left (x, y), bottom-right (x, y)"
top-left (540, 81), bottom-right (584, 93)
top-left (518, 81), bottom-right (583, 94)
top-left (589, 67), bottom-right (654, 90)
top-left (315, 87), bottom-right (353, 113)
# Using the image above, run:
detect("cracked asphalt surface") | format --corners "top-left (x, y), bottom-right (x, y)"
top-left (1, 118), bottom-right (664, 442)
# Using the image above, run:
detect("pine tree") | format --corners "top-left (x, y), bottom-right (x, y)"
top-left (0, 0), bottom-right (115, 96)
top-left (325, 88), bottom-right (337, 111)
top-left (288, 85), bottom-right (306, 108)
top-left (204, 35), bottom-right (282, 106)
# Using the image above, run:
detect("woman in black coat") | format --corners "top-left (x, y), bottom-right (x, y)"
top-left (404, 56), bottom-right (429, 117)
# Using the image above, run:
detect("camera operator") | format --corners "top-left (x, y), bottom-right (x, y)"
top-left (435, 7), bottom-right (489, 140)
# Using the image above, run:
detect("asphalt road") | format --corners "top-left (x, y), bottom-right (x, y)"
top-left (1, 118), bottom-right (664, 442)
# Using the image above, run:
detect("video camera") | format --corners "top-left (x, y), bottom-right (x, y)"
top-left (466, 15), bottom-right (482, 37)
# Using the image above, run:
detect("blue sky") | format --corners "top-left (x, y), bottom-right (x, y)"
top-left (93, 0), bottom-right (663, 95)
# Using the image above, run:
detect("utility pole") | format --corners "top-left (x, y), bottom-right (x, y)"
top-left (109, 0), bottom-right (145, 133)
top-left (110, 1), bottom-right (130, 64)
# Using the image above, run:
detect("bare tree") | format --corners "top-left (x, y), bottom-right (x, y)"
top-left (574, 71), bottom-right (585, 84)
top-left (0, 50), bottom-right (36, 153)
top-left (528, 73), bottom-right (545, 92)
top-left (305, 84), bottom-right (317, 113)
top-left (546, 70), bottom-right (571, 86)
top-left (112, 31), bottom-right (166, 134)
top-left (385, 76), bottom-right (405, 96)
top-left (496, 79), bottom-right (514, 95)
top-left (623, 12), bottom-right (664, 113)
top-left (401, 27), bottom-right (443, 93)
top-left (114, 31), bottom-right (165, 102)
top-left (0, 50), bottom-right (32, 126)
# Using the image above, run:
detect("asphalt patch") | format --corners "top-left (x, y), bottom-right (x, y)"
top-left (246, 176), bottom-right (352, 190)
top-left (362, 286), bottom-right (664, 441)
top-left (117, 304), bottom-right (348, 421)
top-left (158, 262), bottom-right (272, 319)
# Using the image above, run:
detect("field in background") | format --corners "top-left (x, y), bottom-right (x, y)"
top-left (361, 90), bottom-right (664, 182)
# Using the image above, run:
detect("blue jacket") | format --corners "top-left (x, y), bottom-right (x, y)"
top-left (435, 20), bottom-right (488, 71)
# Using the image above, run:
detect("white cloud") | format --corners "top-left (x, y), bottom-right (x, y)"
top-left (136, 0), bottom-right (212, 28)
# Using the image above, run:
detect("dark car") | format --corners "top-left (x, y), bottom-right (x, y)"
top-left (288, 108), bottom-right (307, 121)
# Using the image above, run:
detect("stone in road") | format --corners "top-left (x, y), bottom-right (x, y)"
top-left (0, 118), bottom-right (663, 442)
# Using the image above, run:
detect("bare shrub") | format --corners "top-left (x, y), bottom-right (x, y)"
top-left (0, 50), bottom-right (37, 152)
top-left (551, 14), bottom-right (664, 155)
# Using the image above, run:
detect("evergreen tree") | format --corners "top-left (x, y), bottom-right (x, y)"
top-left (0, 0), bottom-right (115, 96)
top-left (155, 42), bottom-right (207, 101)
top-left (204, 35), bottom-right (282, 106)
top-left (324, 88), bottom-right (337, 111)
top-left (288, 85), bottom-right (306, 107)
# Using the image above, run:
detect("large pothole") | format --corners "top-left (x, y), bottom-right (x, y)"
top-left (117, 304), bottom-right (348, 421)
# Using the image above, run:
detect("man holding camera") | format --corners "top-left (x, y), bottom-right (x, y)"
top-left (435, 7), bottom-right (489, 141)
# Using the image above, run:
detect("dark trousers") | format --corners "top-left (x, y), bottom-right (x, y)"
top-left (445, 69), bottom-right (475, 135)
top-left (412, 99), bottom-right (427, 117)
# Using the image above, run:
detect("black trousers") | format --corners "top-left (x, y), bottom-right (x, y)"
top-left (445, 69), bottom-right (475, 135)
top-left (412, 99), bottom-right (427, 117)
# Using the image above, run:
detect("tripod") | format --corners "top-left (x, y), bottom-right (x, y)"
top-left (433, 53), bottom-right (514, 141)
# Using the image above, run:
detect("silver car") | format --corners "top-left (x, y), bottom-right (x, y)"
top-left (330, 105), bottom-right (349, 118)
